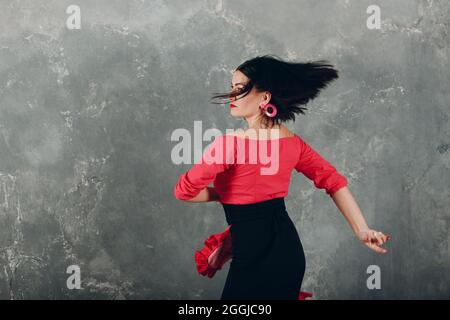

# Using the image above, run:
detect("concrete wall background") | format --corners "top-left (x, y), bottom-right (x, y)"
top-left (0, 0), bottom-right (448, 299)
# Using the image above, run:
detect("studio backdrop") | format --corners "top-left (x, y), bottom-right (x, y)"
top-left (0, 0), bottom-right (449, 299)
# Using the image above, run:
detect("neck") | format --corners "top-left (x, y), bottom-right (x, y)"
top-left (245, 114), bottom-right (277, 130)
top-left (243, 115), bottom-right (281, 140)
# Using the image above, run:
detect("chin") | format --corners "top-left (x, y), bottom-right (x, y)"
top-left (230, 110), bottom-right (242, 117)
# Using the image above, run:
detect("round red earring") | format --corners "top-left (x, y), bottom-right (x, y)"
top-left (260, 103), bottom-right (277, 118)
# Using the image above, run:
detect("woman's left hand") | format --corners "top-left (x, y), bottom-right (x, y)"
top-left (356, 229), bottom-right (391, 254)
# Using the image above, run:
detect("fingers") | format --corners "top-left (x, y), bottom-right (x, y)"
top-left (371, 230), bottom-right (391, 246)
top-left (377, 231), bottom-right (391, 243)
top-left (361, 230), bottom-right (391, 254)
top-left (363, 231), bottom-right (379, 245)
top-left (373, 231), bottom-right (384, 246)
top-left (366, 241), bottom-right (388, 254)
top-left (382, 233), bottom-right (391, 242)
top-left (360, 232), bottom-right (369, 242)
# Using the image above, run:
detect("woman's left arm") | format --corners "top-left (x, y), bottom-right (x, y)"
top-left (331, 186), bottom-right (391, 254)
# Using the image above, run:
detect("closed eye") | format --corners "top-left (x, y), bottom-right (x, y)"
top-left (230, 86), bottom-right (244, 93)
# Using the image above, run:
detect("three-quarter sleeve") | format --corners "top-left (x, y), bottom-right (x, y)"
top-left (174, 134), bottom-right (236, 201)
top-left (294, 136), bottom-right (348, 197)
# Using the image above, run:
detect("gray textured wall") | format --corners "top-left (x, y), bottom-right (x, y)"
top-left (0, 0), bottom-right (449, 299)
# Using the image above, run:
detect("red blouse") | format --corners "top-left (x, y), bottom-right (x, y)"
top-left (173, 134), bottom-right (348, 204)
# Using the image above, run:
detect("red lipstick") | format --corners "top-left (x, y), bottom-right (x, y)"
top-left (230, 103), bottom-right (237, 108)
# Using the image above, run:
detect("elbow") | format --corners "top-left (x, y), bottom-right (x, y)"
top-left (174, 193), bottom-right (188, 202)
top-left (173, 185), bottom-right (193, 202)
top-left (173, 178), bottom-right (188, 201)
top-left (173, 184), bottom-right (183, 201)
top-left (328, 184), bottom-right (347, 197)
top-left (173, 187), bottom-right (185, 201)
top-left (174, 193), bottom-right (184, 201)
top-left (326, 176), bottom-right (348, 197)
top-left (175, 195), bottom-right (190, 202)
top-left (175, 195), bottom-right (195, 202)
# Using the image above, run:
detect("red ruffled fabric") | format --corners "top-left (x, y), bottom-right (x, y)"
top-left (195, 225), bottom-right (233, 278)
top-left (194, 225), bottom-right (313, 300)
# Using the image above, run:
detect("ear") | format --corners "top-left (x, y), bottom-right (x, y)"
top-left (262, 91), bottom-right (272, 104)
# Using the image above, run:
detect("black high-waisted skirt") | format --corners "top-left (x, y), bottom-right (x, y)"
top-left (220, 197), bottom-right (306, 300)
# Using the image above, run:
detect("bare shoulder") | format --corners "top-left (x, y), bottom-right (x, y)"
top-left (277, 125), bottom-right (296, 138)
top-left (224, 130), bottom-right (247, 138)
top-left (224, 126), bottom-right (295, 139)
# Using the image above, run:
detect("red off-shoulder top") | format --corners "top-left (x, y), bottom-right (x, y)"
top-left (174, 134), bottom-right (347, 204)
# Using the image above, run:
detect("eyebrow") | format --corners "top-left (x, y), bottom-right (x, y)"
top-left (230, 82), bottom-right (246, 87)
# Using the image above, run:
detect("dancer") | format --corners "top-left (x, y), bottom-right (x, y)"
top-left (174, 54), bottom-right (391, 300)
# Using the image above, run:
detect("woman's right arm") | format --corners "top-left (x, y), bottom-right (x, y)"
top-left (173, 135), bottom-right (235, 202)
top-left (183, 186), bottom-right (221, 203)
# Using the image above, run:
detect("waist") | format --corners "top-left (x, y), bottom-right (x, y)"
top-left (222, 197), bottom-right (287, 224)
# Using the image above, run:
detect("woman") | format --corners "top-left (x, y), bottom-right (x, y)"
top-left (174, 54), bottom-right (391, 300)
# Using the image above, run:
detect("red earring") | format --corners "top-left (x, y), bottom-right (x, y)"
top-left (260, 103), bottom-right (277, 118)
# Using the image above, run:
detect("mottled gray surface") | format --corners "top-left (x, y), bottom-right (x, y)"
top-left (0, 0), bottom-right (449, 299)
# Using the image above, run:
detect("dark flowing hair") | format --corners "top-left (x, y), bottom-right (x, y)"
top-left (211, 54), bottom-right (339, 127)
